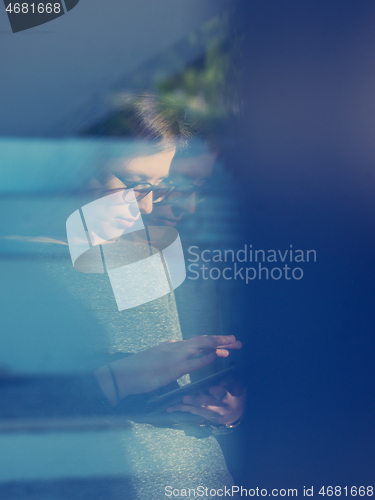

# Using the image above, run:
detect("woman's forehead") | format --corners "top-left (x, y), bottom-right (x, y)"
top-left (170, 152), bottom-right (217, 181)
top-left (111, 148), bottom-right (176, 180)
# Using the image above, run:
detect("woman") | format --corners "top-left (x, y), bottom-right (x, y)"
top-left (60, 95), bottom-right (243, 498)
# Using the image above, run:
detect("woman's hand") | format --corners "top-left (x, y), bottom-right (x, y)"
top-left (166, 380), bottom-right (246, 426)
top-left (95, 335), bottom-right (242, 406)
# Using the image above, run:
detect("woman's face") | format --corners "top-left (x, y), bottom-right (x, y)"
top-left (86, 148), bottom-right (176, 244)
top-left (145, 152), bottom-right (216, 227)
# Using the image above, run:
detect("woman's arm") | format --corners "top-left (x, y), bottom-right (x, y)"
top-left (94, 335), bottom-right (242, 406)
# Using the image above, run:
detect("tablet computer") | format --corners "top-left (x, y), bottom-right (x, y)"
top-left (147, 364), bottom-right (237, 408)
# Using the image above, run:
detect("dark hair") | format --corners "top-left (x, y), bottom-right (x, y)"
top-left (81, 94), bottom-right (194, 190)
top-left (84, 94), bottom-right (192, 152)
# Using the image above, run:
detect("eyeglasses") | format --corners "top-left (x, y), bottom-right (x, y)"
top-left (155, 182), bottom-right (210, 205)
top-left (104, 180), bottom-right (175, 204)
top-left (104, 180), bottom-right (210, 205)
